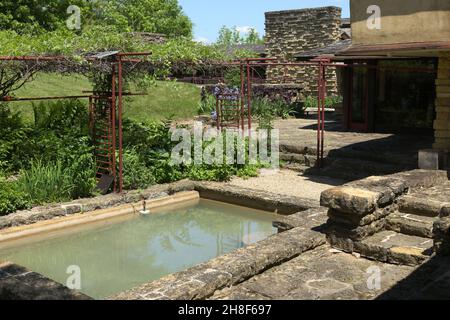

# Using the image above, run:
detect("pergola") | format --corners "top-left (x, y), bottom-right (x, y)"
top-left (0, 52), bottom-right (151, 193)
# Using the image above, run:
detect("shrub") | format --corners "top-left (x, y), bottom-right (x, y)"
top-left (67, 151), bottom-right (97, 199)
top-left (197, 92), bottom-right (216, 115)
top-left (304, 95), bottom-right (343, 109)
top-left (0, 105), bottom-right (32, 173)
top-left (122, 149), bottom-right (155, 190)
top-left (0, 177), bottom-right (29, 215)
top-left (252, 96), bottom-right (297, 121)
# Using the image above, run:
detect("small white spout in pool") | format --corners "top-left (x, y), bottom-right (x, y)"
top-left (139, 200), bottom-right (150, 215)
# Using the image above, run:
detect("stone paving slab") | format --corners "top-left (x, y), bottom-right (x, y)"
top-left (0, 262), bottom-right (90, 300)
top-left (355, 231), bottom-right (434, 266)
top-left (210, 245), bottom-right (415, 300)
top-left (274, 119), bottom-right (433, 165)
top-left (377, 254), bottom-right (450, 300)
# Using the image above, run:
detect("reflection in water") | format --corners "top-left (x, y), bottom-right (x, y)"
top-left (0, 199), bottom-right (277, 299)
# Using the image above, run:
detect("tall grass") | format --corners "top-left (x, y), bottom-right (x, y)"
top-left (16, 160), bottom-right (76, 205)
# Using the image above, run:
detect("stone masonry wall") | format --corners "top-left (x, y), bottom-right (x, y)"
top-left (433, 54), bottom-right (450, 153)
top-left (265, 7), bottom-right (342, 96)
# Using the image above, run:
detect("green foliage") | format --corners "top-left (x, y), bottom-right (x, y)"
top-left (304, 95), bottom-right (343, 109)
top-left (122, 149), bottom-right (155, 190)
top-left (122, 118), bottom-right (185, 185)
top-left (197, 93), bottom-right (216, 115)
top-left (67, 152), bottom-right (97, 199)
top-left (16, 157), bottom-right (96, 205)
top-left (99, 0), bottom-right (192, 37)
top-left (0, 0), bottom-right (191, 37)
top-left (33, 99), bottom-right (88, 134)
top-left (0, 104), bottom-right (31, 173)
top-left (16, 160), bottom-right (75, 204)
top-left (0, 0), bottom-right (94, 34)
top-left (1, 99), bottom-right (96, 206)
top-left (216, 26), bottom-right (264, 46)
top-left (0, 177), bottom-right (29, 215)
top-left (252, 96), bottom-right (297, 130)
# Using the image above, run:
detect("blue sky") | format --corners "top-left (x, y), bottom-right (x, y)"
top-left (178, 0), bottom-right (350, 43)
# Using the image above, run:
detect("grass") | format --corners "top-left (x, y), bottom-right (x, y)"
top-left (10, 73), bottom-right (201, 123)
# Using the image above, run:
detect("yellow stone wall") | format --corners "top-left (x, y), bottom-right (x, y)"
top-left (433, 54), bottom-right (450, 151)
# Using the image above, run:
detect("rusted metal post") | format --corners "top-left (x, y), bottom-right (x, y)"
top-left (88, 96), bottom-right (93, 135)
top-left (111, 65), bottom-right (117, 192)
top-left (320, 61), bottom-right (326, 167)
top-left (316, 61), bottom-right (324, 168)
top-left (117, 56), bottom-right (124, 193)
top-left (240, 63), bottom-right (245, 134)
top-left (246, 60), bottom-right (252, 135)
top-left (216, 95), bottom-right (221, 131)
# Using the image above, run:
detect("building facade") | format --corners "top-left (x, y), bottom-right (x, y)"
top-left (337, 0), bottom-right (450, 152)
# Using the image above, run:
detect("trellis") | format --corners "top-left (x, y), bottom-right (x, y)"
top-left (0, 52), bottom-right (150, 193)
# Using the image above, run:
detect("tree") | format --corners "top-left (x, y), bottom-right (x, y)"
top-left (100, 0), bottom-right (192, 37)
top-left (0, 0), bottom-right (93, 34)
top-left (0, 0), bottom-right (193, 38)
top-left (216, 26), bottom-right (263, 46)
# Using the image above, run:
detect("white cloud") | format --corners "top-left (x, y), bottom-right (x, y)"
top-left (194, 36), bottom-right (210, 44)
top-left (235, 26), bottom-right (257, 34)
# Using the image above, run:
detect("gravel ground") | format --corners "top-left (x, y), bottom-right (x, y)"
top-left (229, 169), bottom-right (345, 201)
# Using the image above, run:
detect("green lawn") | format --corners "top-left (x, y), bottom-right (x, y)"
top-left (10, 73), bottom-right (201, 123)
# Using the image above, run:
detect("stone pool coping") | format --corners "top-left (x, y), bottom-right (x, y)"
top-left (0, 191), bottom-right (199, 245)
top-left (0, 180), bottom-right (319, 231)
top-left (110, 207), bottom-right (328, 300)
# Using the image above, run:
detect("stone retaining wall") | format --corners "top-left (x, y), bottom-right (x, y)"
top-left (265, 7), bottom-right (341, 96)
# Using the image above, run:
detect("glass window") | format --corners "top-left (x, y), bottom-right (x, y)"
top-left (375, 59), bottom-right (437, 132)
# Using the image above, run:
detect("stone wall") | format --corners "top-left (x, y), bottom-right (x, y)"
top-left (264, 6), bottom-right (342, 96)
top-left (433, 54), bottom-right (450, 154)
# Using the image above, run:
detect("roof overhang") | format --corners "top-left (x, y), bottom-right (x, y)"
top-left (337, 40), bottom-right (450, 58)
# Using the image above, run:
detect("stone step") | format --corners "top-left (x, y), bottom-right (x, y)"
top-left (329, 148), bottom-right (417, 168)
top-left (354, 231), bottom-right (434, 267)
top-left (281, 162), bottom-right (310, 173)
top-left (386, 212), bottom-right (438, 238)
top-left (282, 154), bottom-right (409, 181)
top-left (318, 158), bottom-right (409, 181)
top-left (280, 152), bottom-right (317, 167)
top-left (397, 194), bottom-right (448, 217)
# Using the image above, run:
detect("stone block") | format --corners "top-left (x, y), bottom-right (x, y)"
top-left (320, 187), bottom-right (378, 216)
top-left (328, 206), bottom-right (394, 227)
top-left (418, 149), bottom-right (446, 170)
top-left (326, 218), bottom-right (386, 241)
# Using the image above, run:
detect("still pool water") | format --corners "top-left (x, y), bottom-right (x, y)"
top-left (0, 199), bottom-right (278, 299)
